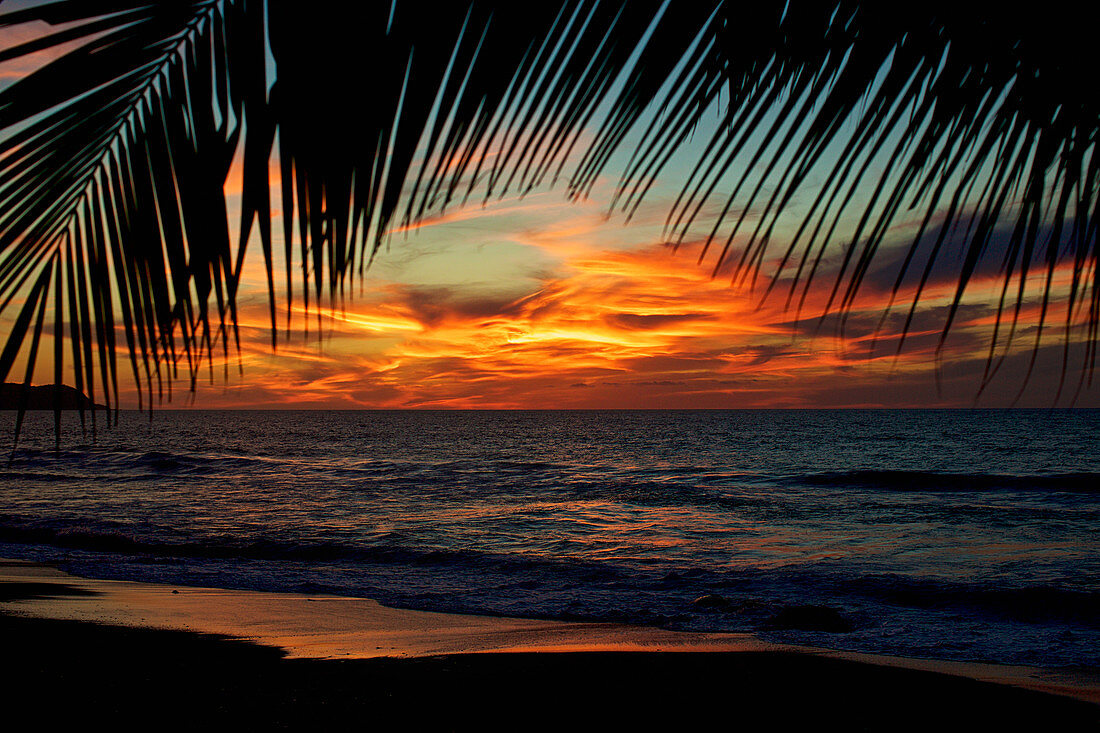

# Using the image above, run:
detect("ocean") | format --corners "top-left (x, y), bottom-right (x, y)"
top-left (1, 409), bottom-right (1097, 668)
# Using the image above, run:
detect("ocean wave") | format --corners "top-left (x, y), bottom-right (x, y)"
top-left (792, 470), bottom-right (1100, 493)
top-left (8, 447), bottom-right (280, 478)
top-left (838, 574), bottom-right (1100, 626)
top-left (4, 514), bottom-right (1097, 630)
top-left (0, 518), bottom-right (596, 576)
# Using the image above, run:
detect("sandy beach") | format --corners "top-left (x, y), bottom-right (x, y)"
top-left (2, 558), bottom-right (1097, 729)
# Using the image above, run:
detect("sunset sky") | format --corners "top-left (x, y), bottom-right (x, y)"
top-left (191, 171), bottom-right (1096, 409)
top-left (2, 7), bottom-right (1096, 410)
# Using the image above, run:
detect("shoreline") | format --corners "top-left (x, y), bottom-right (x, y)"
top-left (0, 558), bottom-right (774, 658)
top-left (3, 558), bottom-right (1099, 711)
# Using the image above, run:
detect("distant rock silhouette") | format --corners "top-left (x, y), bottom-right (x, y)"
top-left (0, 383), bottom-right (104, 411)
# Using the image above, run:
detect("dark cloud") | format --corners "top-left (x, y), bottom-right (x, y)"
top-left (623, 352), bottom-right (729, 374)
top-left (719, 218), bottom-right (1086, 326)
top-left (773, 302), bottom-right (995, 344)
top-left (398, 286), bottom-right (529, 327)
top-left (722, 344), bottom-right (800, 367)
top-left (605, 312), bottom-right (715, 330)
top-left (348, 383), bottom-right (403, 405)
top-left (857, 219), bottom-right (1082, 297)
top-left (787, 339), bottom-right (1100, 409)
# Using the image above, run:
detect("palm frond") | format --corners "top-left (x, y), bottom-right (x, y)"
top-left (264, 0), bottom-right (673, 333)
top-left (0, 0), bottom-right (257, 443)
top-left (592, 2), bottom-right (1098, 396)
top-left (0, 0), bottom-right (1097, 435)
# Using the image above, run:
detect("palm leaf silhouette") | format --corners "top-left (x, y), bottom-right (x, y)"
top-left (0, 1), bottom-right (1096, 441)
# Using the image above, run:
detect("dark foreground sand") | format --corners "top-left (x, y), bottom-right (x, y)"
top-left (3, 563), bottom-right (1098, 730)
top-left (6, 614), bottom-right (1098, 730)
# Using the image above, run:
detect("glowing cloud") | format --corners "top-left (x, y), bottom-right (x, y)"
top-left (142, 198), bottom-right (1097, 410)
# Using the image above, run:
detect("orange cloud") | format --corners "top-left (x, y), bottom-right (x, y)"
top-left (127, 208), bottom-right (1097, 410)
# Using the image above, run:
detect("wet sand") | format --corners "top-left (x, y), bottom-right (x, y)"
top-left (0, 559), bottom-right (773, 657)
top-left (3, 559), bottom-right (1098, 728)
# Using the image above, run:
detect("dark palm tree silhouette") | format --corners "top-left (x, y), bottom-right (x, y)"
top-left (0, 1), bottom-right (1096, 439)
